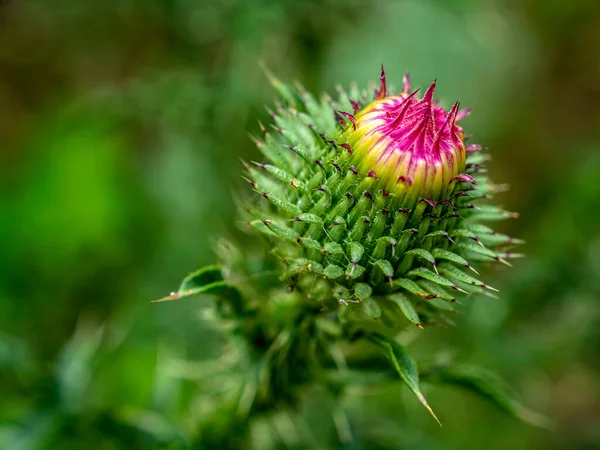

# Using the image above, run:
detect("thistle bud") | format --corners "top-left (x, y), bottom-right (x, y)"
top-left (342, 77), bottom-right (465, 206)
top-left (231, 66), bottom-right (518, 312)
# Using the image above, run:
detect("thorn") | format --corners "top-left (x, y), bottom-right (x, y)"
top-left (402, 72), bottom-right (411, 93)
top-left (398, 175), bottom-right (413, 185)
top-left (377, 64), bottom-right (387, 100)
top-left (448, 101), bottom-right (460, 128)
top-left (331, 162), bottom-right (342, 172)
top-left (504, 252), bottom-right (525, 258)
top-left (334, 110), bottom-right (346, 128)
top-left (438, 200), bottom-right (455, 208)
top-left (241, 176), bottom-right (256, 188)
top-left (465, 264), bottom-right (479, 275)
top-left (495, 256), bottom-right (512, 267)
top-left (418, 393), bottom-right (442, 427)
top-left (350, 99), bottom-right (360, 114)
top-left (432, 262), bottom-right (439, 275)
top-left (481, 283), bottom-right (499, 293)
top-left (416, 323), bottom-right (424, 329)
top-left (454, 191), bottom-right (473, 199)
top-left (349, 166), bottom-right (358, 175)
top-left (421, 198), bottom-right (436, 208)
top-left (472, 237), bottom-right (485, 248)
top-left (340, 143), bottom-right (352, 153)
top-left (367, 170), bottom-right (378, 178)
top-left (451, 285), bottom-right (469, 295)
top-left (422, 79), bottom-right (437, 104)
top-left (258, 121), bottom-right (268, 136)
top-left (450, 174), bottom-right (477, 185)
top-left (433, 102), bottom-right (459, 150)
top-left (338, 111), bottom-right (357, 130)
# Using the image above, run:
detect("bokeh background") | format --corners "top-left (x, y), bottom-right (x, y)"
top-left (2, 0), bottom-right (600, 448)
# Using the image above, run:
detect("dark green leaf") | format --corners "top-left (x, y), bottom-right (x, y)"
top-left (368, 334), bottom-right (440, 425)
top-left (422, 364), bottom-right (550, 428)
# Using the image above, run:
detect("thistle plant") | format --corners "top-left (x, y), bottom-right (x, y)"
top-left (157, 67), bottom-right (538, 444)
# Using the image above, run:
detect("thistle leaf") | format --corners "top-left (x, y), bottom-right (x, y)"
top-left (421, 364), bottom-right (550, 428)
top-left (153, 266), bottom-right (236, 303)
top-left (368, 334), bottom-right (440, 425)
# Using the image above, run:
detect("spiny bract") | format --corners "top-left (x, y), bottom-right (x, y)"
top-left (242, 67), bottom-right (521, 324)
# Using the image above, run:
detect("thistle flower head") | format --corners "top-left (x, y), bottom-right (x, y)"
top-left (344, 72), bottom-right (466, 205)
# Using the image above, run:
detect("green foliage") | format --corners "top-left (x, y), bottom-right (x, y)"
top-left (2, 0), bottom-right (600, 449)
top-left (152, 70), bottom-right (543, 446)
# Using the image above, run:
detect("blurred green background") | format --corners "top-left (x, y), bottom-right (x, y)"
top-left (1, 0), bottom-right (600, 448)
